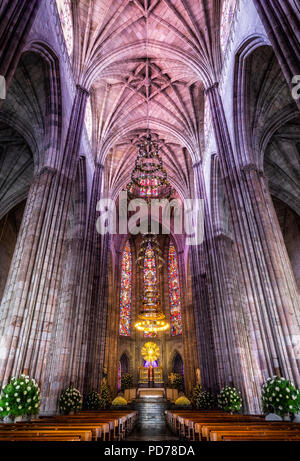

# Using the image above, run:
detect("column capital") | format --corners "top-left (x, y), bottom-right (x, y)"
top-left (95, 162), bottom-right (105, 171)
top-left (205, 82), bottom-right (219, 95)
top-left (76, 84), bottom-right (90, 97)
top-left (192, 160), bottom-right (202, 169)
top-left (35, 166), bottom-right (57, 179)
top-left (240, 163), bottom-right (265, 178)
top-left (214, 232), bottom-right (233, 245)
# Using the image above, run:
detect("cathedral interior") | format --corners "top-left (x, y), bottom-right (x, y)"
top-left (0, 0), bottom-right (299, 432)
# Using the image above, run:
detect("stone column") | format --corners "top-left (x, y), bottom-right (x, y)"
top-left (193, 159), bottom-right (262, 413)
top-left (179, 250), bottom-right (199, 396)
top-left (65, 162), bottom-right (106, 392)
top-left (41, 157), bottom-right (87, 414)
top-left (253, 0), bottom-right (300, 111)
top-left (241, 165), bottom-right (300, 381)
top-left (83, 230), bottom-right (111, 393)
top-left (0, 85), bottom-right (89, 389)
top-left (0, 0), bottom-right (40, 92)
top-left (191, 162), bottom-right (224, 393)
top-left (206, 82), bottom-right (300, 393)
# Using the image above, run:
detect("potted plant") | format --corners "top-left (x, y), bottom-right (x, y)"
top-left (0, 374), bottom-right (41, 423)
top-left (193, 385), bottom-right (217, 409)
top-left (261, 376), bottom-right (300, 421)
top-left (218, 386), bottom-right (242, 413)
top-left (111, 395), bottom-right (128, 409)
top-left (58, 384), bottom-right (82, 415)
top-left (83, 391), bottom-right (101, 410)
top-left (99, 381), bottom-right (111, 409)
top-left (174, 396), bottom-right (191, 408)
top-left (168, 373), bottom-right (183, 391)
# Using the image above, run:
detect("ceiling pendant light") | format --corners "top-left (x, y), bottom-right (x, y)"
top-left (134, 237), bottom-right (170, 334)
top-left (126, 5), bottom-right (172, 203)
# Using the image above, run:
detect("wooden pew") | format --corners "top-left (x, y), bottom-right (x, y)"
top-left (0, 409), bottom-right (138, 442)
top-left (0, 429), bottom-right (92, 441)
top-left (165, 410), bottom-right (300, 442)
top-left (210, 430), bottom-right (300, 441)
top-left (166, 410), bottom-right (263, 440)
top-left (201, 422), bottom-right (300, 440)
top-left (0, 435), bottom-right (81, 441)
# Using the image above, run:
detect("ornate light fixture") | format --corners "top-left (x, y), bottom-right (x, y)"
top-left (126, 5), bottom-right (172, 203)
top-left (136, 234), bottom-right (164, 270)
top-left (132, 6), bottom-right (170, 336)
top-left (134, 237), bottom-right (170, 334)
top-left (126, 135), bottom-right (172, 201)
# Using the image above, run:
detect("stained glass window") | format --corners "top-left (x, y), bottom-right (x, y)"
top-left (168, 241), bottom-right (183, 336)
top-left (220, 0), bottom-right (237, 53)
top-left (119, 241), bottom-right (132, 336)
top-left (143, 242), bottom-right (158, 338)
top-left (56, 0), bottom-right (74, 56)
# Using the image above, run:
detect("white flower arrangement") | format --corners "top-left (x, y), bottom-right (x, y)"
top-left (261, 376), bottom-right (300, 417)
top-left (218, 386), bottom-right (242, 413)
top-left (59, 385), bottom-right (82, 414)
top-left (0, 375), bottom-right (41, 419)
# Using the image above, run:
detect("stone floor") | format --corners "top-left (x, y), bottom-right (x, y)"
top-left (126, 398), bottom-right (179, 441)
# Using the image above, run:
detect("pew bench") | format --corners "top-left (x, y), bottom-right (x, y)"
top-left (0, 429), bottom-right (92, 441)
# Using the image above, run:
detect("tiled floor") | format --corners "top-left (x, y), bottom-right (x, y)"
top-left (126, 398), bottom-right (179, 441)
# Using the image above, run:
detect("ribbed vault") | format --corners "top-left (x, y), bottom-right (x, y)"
top-left (70, 0), bottom-right (226, 194)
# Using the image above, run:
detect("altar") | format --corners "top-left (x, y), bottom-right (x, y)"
top-left (139, 341), bottom-right (164, 388)
top-left (138, 388), bottom-right (165, 398)
top-left (138, 365), bottom-right (164, 387)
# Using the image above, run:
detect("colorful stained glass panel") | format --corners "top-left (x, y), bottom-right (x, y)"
top-left (143, 242), bottom-right (158, 338)
top-left (168, 241), bottom-right (183, 336)
top-left (119, 241), bottom-right (132, 336)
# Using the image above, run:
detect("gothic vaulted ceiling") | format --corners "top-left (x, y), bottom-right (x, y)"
top-left (70, 0), bottom-right (225, 198)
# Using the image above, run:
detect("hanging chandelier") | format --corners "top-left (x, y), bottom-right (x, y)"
top-left (136, 234), bottom-right (164, 270)
top-left (134, 285), bottom-right (170, 334)
top-left (132, 8), bottom-right (170, 336)
top-left (126, 6), bottom-right (172, 203)
top-left (126, 135), bottom-right (172, 202)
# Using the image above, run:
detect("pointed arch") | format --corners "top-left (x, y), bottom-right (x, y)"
top-left (119, 240), bottom-right (132, 336)
top-left (168, 240), bottom-right (183, 336)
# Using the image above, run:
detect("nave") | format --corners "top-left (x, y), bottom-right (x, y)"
top-left (0, 0), bottom-right (300, 442)
top-left (1, 398), bottom-right (300, 442)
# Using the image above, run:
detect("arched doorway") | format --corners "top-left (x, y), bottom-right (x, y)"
top-left (118, 352), bottom-right (129, 391)
top-left (172, 352), bottom-right (184, 390)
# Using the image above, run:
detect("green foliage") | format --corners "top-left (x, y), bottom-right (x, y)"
top-left (121, 373), bottom-right (133, 390)
top-left (0, 374), bottom-right (40, 418)
top-left (112, 396), bottom-right (127, 406)
top-left (83, 391), bottom-right (101, 410)
top-left (261, 376), bottom-right (300, 417)
top-left (193, 385), bottom-right (217, 410)
top-left (218, 386), bottom-right (242, 413)
top-left (99, 381), bottom-right (111, 409)
top-left (168, 373), bottom-right (183, 391)
top-left (59, 385), bottom-right (82, 414)
top-left (175, 396), bottom-right (191, 407)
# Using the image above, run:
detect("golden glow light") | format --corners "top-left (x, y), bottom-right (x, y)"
top-left (141, 342), bottom-right (160, 362)
top-left (134, 318), bottom-right (170, 333)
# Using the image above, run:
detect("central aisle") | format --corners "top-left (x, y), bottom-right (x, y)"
top-left (126, 398), bottom-right (179, 441)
